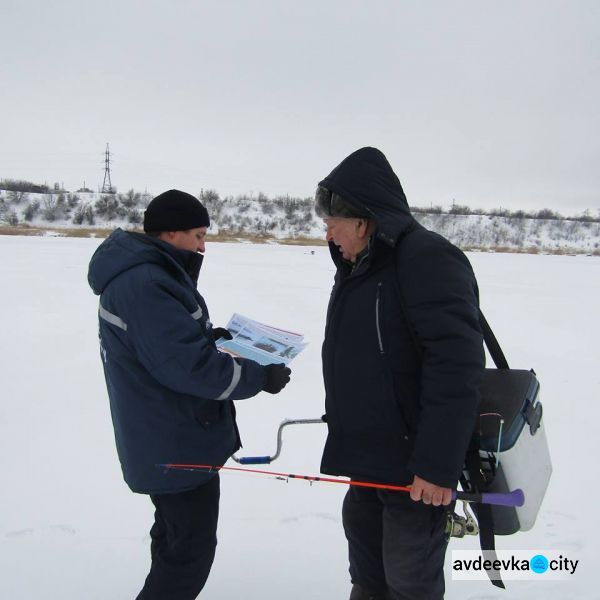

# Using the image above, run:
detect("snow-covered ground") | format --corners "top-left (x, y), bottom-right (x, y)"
top-left (0, 235), bottom-right (598, 599)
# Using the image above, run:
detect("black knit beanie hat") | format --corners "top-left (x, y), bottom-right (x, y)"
top-left (143, 189), bottom-right (210, 232)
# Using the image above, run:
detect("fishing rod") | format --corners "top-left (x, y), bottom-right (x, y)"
top-left (157, 462), bottom-right (525, 508)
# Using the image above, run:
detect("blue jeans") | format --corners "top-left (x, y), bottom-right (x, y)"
top-left (343, 486), bottom-right (449, 600)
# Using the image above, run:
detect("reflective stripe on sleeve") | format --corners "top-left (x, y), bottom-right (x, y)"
top-left (99, 303), bottom-right (128, 331)
top-left (215, 357), bottom-right (242, 400)
top-left (191, 306), bottom-right (203, 320)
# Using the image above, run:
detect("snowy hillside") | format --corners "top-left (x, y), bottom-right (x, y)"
top-left (416, 212), bottom-right (600, 254)
top-left (0, 235), bottom-right (598, 599)
top-left (0, 188), bottom-right (599, 253)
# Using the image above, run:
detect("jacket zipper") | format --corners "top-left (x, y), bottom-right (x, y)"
top-left (376, 282), bottom-right (384, 354)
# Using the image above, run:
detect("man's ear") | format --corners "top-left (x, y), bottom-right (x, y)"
top-left (158, 231), bottom-right (177, 243)
top-left (357, 219), bottom-right (371, 239)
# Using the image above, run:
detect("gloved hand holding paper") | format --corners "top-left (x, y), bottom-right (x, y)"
top-left (216, 313), bottom-right (307, 366)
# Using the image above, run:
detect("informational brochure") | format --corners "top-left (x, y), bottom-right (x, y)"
top-left (216, 313), bottom-right (307, 366)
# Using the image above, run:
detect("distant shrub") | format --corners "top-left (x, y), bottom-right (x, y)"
top-left (72, 203), bottom-right (95, 225)
top-left (7, 190), bottom-right (29, 204)
top-left (119, 189), bottom-right (141, 208)
top-left (95, 195), bottom-right (119, 220)
top-left (127, 209), bottom-right (142, 224)
top-left (23, 200), bottom-right (40, 221)
top-left (42, 195), bottom-right (59, 221)
top-left (0, 179), bottom-right (50, 193)
top-left (449, 204), bottom-right (472, 215)
top-left (535, 208), bottom-right (561, 220)
top-left (5, 208), bottom-right (19, 225)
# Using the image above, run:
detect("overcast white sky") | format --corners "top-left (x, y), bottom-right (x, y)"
top-left (1, 1), bottom-right (598, 212)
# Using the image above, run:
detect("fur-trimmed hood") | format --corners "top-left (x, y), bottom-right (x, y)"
top-left (318, 147), bottom-right (415, 247)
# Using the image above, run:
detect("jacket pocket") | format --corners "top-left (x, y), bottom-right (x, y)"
top-left (390, 369), bottom-right (420, 436)
top-left (378, 364), bottom-right (410, 441)
top-left (187, 398), bottom-right (222, 428)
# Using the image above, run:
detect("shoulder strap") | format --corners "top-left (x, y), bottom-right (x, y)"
top-left (478, 311), bottom-right (509, 369)
top-left (464, 442), bottom-right (506, 589)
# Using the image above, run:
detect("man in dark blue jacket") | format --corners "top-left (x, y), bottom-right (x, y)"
top-left (316, 149), bottom-right (484, 600)
top-left (88, 189), bottom-right (291, 599)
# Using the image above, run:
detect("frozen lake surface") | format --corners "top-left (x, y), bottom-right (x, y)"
top-left (0, 235), bottom-right (598, 599)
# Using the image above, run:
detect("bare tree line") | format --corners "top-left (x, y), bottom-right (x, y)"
top-left (0, 184), bottom-right (599, 254)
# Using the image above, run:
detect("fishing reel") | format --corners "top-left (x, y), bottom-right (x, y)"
top-left (445, 501), bottom-right (479, 540)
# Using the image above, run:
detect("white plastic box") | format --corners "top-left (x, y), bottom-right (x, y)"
top-left (476, 369), bottom-right (552, 534)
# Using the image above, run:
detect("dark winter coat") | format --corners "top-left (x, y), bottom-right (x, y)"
top-left (319, 148), bottom-right (485, 489)
top-left (88, 229), bottom-right (266, 494)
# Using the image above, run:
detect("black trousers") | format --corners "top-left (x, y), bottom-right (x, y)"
top-left (136, 475), bottom-right (220, 600)
top-left (342, 486), bottom-right (450, 600)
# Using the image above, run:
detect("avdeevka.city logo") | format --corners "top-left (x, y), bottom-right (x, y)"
top-left (451, 550), bottom-right (579, 581)
top-left (530, 554), bottom-right (549, 574)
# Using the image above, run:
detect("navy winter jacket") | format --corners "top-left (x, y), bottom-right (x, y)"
top-left (88, 229), bottom-right (266, 494)
top-left (319, 148), bottom-right (485, 489)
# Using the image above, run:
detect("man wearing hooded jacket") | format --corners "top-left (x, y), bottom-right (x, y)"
top-left (316, 148), bottom-right (484, 600)
top-left (88, 189), bottom-right (291, 599)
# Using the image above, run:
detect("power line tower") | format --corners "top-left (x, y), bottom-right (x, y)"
top-left (101, 143), bottom-right (115, 193)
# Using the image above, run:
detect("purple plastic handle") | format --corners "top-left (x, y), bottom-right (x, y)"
top-left (453, 488), bottom-right (525, 507)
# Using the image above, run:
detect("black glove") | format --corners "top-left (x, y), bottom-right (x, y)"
top-left (263, 363), bottom-right (291, 394)
top-left (212, 327), bottom-right (233, 341)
